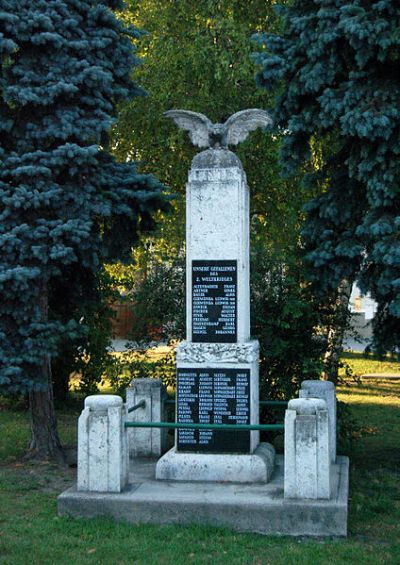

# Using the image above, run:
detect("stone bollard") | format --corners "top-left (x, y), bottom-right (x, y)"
top-left (284, 398), bottom-right (331, 500)
top-left (126, 378), bottom-right (167, 458)
top-left (77, 395), bottom-right (128, 493)
top-left (300, 380), bottom-right (337, 462)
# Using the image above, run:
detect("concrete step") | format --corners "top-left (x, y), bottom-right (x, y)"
top-left (58, 455), bottom-right (349, 537)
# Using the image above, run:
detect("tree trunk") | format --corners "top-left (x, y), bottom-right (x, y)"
top-left (322, 279), bottom-right (352, 384)
top-left (27, 279), bottom-right (64, 462)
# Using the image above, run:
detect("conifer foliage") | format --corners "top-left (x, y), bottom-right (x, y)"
top-left (254, 1), bottom-right (400, 353)
top-left (0, 1), bottom-right (165, 454)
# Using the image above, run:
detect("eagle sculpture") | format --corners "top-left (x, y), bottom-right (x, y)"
top-left (164, 109), bottom-right (273, 149)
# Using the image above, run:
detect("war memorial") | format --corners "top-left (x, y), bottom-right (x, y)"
top-left (58, 110), bottom-right (349, 536)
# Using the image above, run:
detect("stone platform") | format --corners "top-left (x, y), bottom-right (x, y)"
top-left (58, 455), bottom-right (349, 537)
top-left (156, 443), bottom-right (275, 483)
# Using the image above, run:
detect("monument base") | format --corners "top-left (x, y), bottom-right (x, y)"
top-left (155, 442), bottom-right (275, 483)
top-left (58, 455), bottom-right (349, 537)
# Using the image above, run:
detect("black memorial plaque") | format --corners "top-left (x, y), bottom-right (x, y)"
top-left (192, 260), bottom-right (237, 343)
top-left (177, 368), bottom-right (250, 453)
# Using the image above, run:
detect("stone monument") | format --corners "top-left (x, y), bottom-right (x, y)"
top-left (156, 109), bottom-right (275, 482)
top-left (59, 110), bottom-right (349, 536)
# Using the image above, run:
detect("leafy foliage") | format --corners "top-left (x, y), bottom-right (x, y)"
top-left (113, 0), bottom-right (302, 253)
top-left (0, 1), bottom-right (167, 395)
top-left (251, 243), bottom-right (323, 401)
top-left (126, 246), bottom-right (185, 345)
top-left (108, 347), bottom-right (176, 397)
top-left (254, 0), bottom-right (400, 354)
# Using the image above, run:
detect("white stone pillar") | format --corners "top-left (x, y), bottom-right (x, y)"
top-left (299, 380), bottom-right (336, 462)
top-left (175, 149), bottom-right (260, 454)
top-left (126, 378), bottom-right (167, 458)
top-left (77, 395), bottom-right (128, 493)
top-left (284, 398), bottom-right (331, 500)
top-left (186, 150), bottom-right (250, 342)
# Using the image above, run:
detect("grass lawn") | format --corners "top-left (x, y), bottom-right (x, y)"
top-left (1, 353), bottom-right (399, 564)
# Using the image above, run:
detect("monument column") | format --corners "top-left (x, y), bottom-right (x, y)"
top-left (156, 109), bottom-right (275, 482)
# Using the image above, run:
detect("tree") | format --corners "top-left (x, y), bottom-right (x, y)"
top-left (0, 0), bottom-right (167, 459)
top-left (108, 1), bottom-right (324, 399)
top-left (254, 0), bottom-right (400, 356)
top-left (113, 0), bottom-right (301, 254)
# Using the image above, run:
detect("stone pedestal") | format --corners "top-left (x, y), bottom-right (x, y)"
top-left (284, 398), bottom-right (331, 500)
top-left (126, 378), bottom-right (167, 458)
top-left (175, 340), bottom-right (260, 453)
top-left (300, 380), bottom-right (337, 462)
top-left (156, 148), bottom-right (275, 483)
top-left (156, 443), bottom-right (275, 483)
top-left (77, 395), bottom-right (128, 493)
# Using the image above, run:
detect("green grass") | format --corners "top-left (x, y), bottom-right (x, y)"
top-left (341, 351), bottom-right (400, 377)
top-left (1, 353), bottom-right (400, 564)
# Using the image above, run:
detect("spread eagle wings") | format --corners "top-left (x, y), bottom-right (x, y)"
top-left (224, 109), bottom-right (273, 145)
top-left (164, 110), bottom-right (212, 148)
top-left (164, 108), bottom-right (273, 148)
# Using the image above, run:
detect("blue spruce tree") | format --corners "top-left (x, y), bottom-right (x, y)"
top-left (0, 1), bottom-right (166, 458)
top-left (254, 1), bottom-right (400, 357)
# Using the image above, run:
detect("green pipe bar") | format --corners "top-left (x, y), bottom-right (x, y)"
top-left (124, 421), bottom-right (284, 432)
top-left (127, 399), bottom-right (146, 413)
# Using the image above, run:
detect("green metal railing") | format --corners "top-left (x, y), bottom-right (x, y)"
top-left (124, 421), bottom-right (284, 432)
top-left (126, 398), bottom-right (287, 431)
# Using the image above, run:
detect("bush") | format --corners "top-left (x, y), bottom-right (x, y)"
top-left (251, 243), bottom-right (324, 402)
top-left (108, 347), bottom-right (176, 397)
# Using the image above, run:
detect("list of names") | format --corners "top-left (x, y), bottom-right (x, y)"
top-left (177, 368), bottom-right (250, 453)
top-left (192, 260), bottom-right (237, 343)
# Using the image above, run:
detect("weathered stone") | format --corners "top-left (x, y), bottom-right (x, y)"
top-left (156, 443), bottom-right (275, 483)
top-left (126, 378), bottom-right (167, 458)
top-left (164, 115), bottom-right (275, 476)
top-left (77, 395), bottom-right (128, 493)
top-left (186, 150), bottom-right (250, 342)
top-left (164, 109), bottom-right (273, 150)
top-left (176, 340), bottom-right (259, 364)
top-left (58, 455), bottom-right (349, 537)
top-left (175, 340), bottom-right (260, 455)
top-left (287, 397), bottom-right (327, 415)
top-left (300, 380), bottom-right (337, 462)
top-left (284, 398), bottom-right (331, 500)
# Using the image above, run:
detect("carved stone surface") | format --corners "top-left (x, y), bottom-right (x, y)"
top-left (191, 148), bottom-right (244, 172)
top-left (77, 395), bottom-right (128, 493)
top-left (300, 380), bottom-right (337, 462)
top-left (176, 340), bottom-right (259, 364)
top-left (185, 159), bottom-right (250, 341)
top-left (284, 398), bottom-right (331, 500)
top-left (164, 109), bottom-right (273, 149)
top-left (156, 442), bottom-right (275, 483)
top-left (126, 378), bottom-right (167, 458)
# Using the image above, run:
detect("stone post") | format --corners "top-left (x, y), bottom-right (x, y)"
top-left (299, 380), bottom-right (337, 462)
top-left (125, 378), bottom-right (167, 458)
top-left (284, 398), bottom-right (331, 500)
top-left (77, 395), bottom-right (128, 493)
